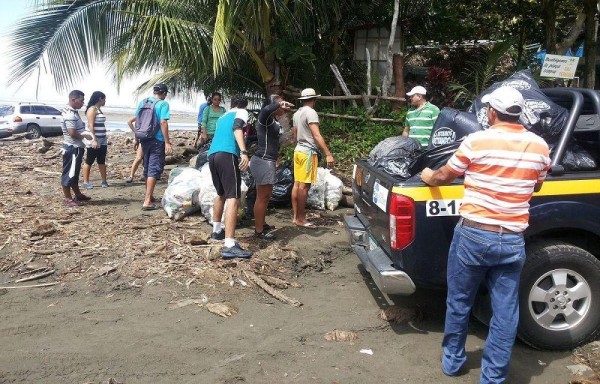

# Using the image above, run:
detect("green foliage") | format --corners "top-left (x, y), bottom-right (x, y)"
top-left (447, 41), bottom-right (516, 109)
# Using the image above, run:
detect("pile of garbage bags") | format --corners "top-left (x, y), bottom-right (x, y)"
top-left (470, 70), bottom-right (568, 142)
top-left (163, 163), bottom-right (345, 221)
top-left (369, 69), bottom-right (597, 179)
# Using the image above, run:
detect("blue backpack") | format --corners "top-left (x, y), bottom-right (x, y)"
top-left (134, 98), bottom-right (161, 139)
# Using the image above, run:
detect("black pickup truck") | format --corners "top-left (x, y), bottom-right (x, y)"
top-left (344, 88), bottom-right (600, 350)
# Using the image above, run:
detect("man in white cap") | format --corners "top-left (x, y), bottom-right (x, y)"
top-left (421, 86), bottom-right (551, 383)
top-left (402, 85), bottom-right (440, 147)
top-left (291, 88), bottom-right (334, 227)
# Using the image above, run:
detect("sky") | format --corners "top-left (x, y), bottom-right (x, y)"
top-left (0, 1), bottom-right (201, 112)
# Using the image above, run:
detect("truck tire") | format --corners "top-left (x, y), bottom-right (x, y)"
top-left (518, 240), bottom-right (600, 350)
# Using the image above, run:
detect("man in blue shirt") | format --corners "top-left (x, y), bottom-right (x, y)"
top-left (207, 95), bottom-right (252, 258)
top-left (133, 83), bottom-right (173, 210)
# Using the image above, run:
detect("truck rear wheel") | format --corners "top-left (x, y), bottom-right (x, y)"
top-left (518, 240), bottom-right (600, 350)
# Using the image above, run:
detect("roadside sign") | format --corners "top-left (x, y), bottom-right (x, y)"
top-left (540, 54), bottom-right (579, 79)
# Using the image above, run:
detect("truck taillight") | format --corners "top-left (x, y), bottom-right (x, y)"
top-left (13, 116), bottom-right (22, 122)
top-left (389, 193), bottom-right (415, 250)
top-left (354, 165), bottom-right (362, 187)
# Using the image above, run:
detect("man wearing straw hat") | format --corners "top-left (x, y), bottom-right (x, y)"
top-left (291, 88), bottom-right (334, 227)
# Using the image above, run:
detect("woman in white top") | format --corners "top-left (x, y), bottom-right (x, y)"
top-left (82, 91), bottom-right (109, 188)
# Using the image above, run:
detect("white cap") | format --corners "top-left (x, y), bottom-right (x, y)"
top-left (481, 86), bottom-right (524, 116)
top-left (298, 88), bottom-right (321, 100)
top-left (406, 86), bottom-right (427, 96)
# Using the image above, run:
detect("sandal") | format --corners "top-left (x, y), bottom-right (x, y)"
top-left (64, 199), bottom-right (82, 207)
top-left (74, 194), bottom-right (92, 202)
top-left (141, 204), bottom-right (159, 211)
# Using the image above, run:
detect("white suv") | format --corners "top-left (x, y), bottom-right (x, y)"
top-left (0, 102), bottom-right (64, 139)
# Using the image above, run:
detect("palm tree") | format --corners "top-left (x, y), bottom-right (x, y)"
top-left (8, 0), bottom-right (339, 97)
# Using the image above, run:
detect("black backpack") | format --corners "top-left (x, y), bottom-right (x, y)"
top-left (134, 98), bottom-right (161, 139)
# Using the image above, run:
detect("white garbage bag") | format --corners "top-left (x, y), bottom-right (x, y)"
top-left (162, 167), bottom-right (203, 218)
top-left (195, 163), bottom-right (248, 224)
top-left (324, 172), bottom-right (343, 211)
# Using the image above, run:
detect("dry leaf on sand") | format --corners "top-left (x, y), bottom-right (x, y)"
top-left (324, 329), bottom-right (359, 342)
top-left (206, 302), bottom-right (238, 318)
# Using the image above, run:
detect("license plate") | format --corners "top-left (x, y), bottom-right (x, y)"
top-left (425, 199), bottom-right (462, 217)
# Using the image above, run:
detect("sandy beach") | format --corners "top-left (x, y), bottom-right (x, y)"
top-left (0, 133), bottom-right (590, 384)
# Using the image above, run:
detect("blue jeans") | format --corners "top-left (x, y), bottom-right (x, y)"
top-left (442, 220), bottom-right (526, 384)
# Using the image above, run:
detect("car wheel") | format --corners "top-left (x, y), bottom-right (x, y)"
top-left (518, 240), bottom-right (600, 350)
top-left (26, 124), bottom-right (42, 139)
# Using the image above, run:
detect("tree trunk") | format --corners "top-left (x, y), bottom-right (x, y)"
top-left (556, 12), bottom-right (586, 55)
top-left (381, 0), bottom-right (400, 97)
top-left (583, 0), bottom-right (598, 88)
top-left (392, 53), bottom-right (405, 111)
top-left (542, 0), bottom-right (557, 53)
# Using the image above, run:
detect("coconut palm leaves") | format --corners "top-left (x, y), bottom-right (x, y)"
top-left (9, 0), bottom-right (339, 96)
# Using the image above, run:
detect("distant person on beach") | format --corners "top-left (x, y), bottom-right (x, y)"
top-left (126, 115), bottom-right (145, 183)
top-left (291, 88), bottom-right (334, 227)
top-left (195, 95), bottom-right (212, 147)
top-left (133, 83), bottom-right (173, 210)
top-left (201, 92), bottom-right (226, 143)
top-left (61, 90), bottom-right (93, 207)
top-left (207, 95), bottom-right (252, 259)
top-left (249, 94), bottom-right (293, 240)
top-left (82, 91), bottom-right (109, 189)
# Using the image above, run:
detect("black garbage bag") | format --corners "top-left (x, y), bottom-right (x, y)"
top-left (469, 70), bottom-right (568, 142)
top-left (551, 143), bottom-right (598, 171)
top-left (427, 108), bottom-right (483, 150)
top-left (368, 136), bottom-right (422, 164)
top-left (408, 142), bottom-right (461, 175)
top-left (382, 159), bottom-right (412, 179)
top-left (271, 163), bottom-right (294, 205)
top-left (242, 170), bottom-right (257, 219)
top-left (195, 143), bottom-right (210, 169)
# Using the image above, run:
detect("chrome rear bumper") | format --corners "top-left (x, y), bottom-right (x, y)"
top-left (344, 215), bottom-right (416, 295)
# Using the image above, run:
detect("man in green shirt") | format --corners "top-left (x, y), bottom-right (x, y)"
top-left (402, 85), bottom-right (440, 148)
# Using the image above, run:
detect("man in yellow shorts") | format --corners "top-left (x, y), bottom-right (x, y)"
top-left (291, 88), bottom-right (335, 227)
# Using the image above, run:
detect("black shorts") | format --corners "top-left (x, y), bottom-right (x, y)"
top-left (61, 145), bottom-right (85, 187)
top-left (208, 152), bottom-right (241, 199)
top-left (85, 145), bottom-right (108, 165)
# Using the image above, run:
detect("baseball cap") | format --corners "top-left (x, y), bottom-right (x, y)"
top-left (298, 88), bottom-right (321, 100)
top-left (481, 86), bottom-right (524, 116)
top-left (153, 83), bottom-right (169, 93)
top-left (406, 86), bottom-right (427, 96)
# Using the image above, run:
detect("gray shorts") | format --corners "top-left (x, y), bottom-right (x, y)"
top-left (250, 156), bottom-right (276, 185)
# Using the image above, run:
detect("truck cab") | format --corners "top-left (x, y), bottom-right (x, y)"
top-left (345, 88), bottom-right (600, 350)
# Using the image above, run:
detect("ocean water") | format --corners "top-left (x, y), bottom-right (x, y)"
top-left (105, 120), bottom-right (197, 132)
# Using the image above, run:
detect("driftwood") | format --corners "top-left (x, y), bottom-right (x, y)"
top-left (243, 270), bottom-right (302, 307)
top-left (283, 90), bottom-right (405, 102)
top-left (33, 168), bottom-right (62, 176)
top-left (0, 282), bottom-right (59, 289)
top-left (14, 269), bottom-right (56, 283)
top-left (318, 112), bottom-right (403, 124)
top-left (330, 64), bottom-right (358, 108)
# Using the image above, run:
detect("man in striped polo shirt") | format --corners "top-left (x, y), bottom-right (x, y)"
top-left (421, 86), bottom-right (551, 383)
top-left (402, 85), bottom-right (440, 147)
